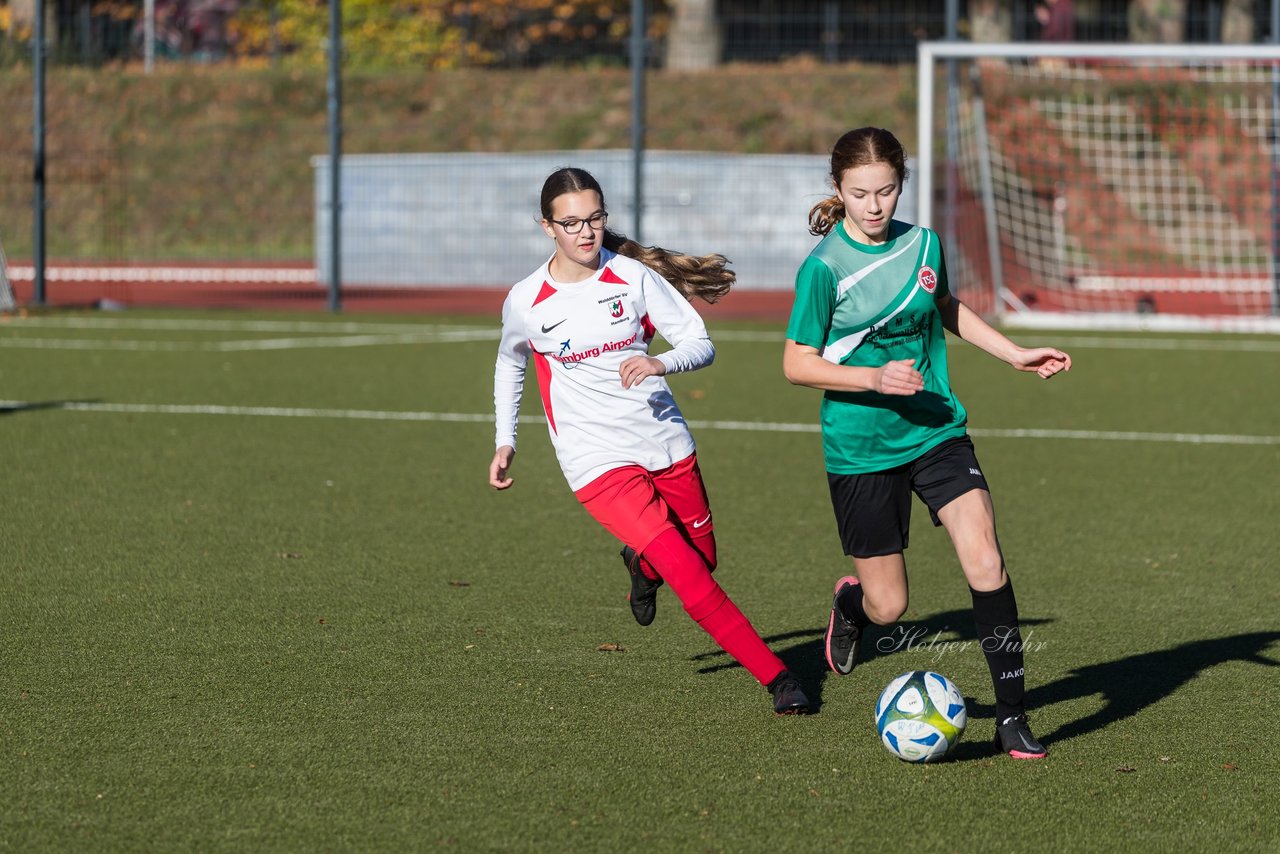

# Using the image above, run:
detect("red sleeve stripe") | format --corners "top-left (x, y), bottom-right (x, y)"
top-left (532, 348), bottom-right (557, 434)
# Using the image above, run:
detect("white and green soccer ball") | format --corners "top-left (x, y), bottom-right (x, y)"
top-left (874, 670), bottom-right (967, 763)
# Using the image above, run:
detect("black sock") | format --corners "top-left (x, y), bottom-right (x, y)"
top-left (971, 578), bottom-right (1026, 722)
top-left (837, 582), bottom-right (871, 627)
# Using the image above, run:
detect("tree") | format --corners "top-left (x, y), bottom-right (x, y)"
top-left (665, 0), bottom-right (720, 71)
top-left (7, 0), bottom-right (41, 39)
top-left (1221, 0), bottom-right (1255, 43)
top-left (232, 0), bottom-right (460, 69)
top-left (1128, 0), bottom-right (1186, 43)
top-left (231, 0), bottom-right (634, 69)
top-left (439, 0), bottom-right (631, 67)
top-left (968, 0), bottom-right (1013, 43)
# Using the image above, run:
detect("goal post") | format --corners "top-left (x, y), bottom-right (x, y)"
top-left (917, 41), bottom-right (1280, 332)
top-left (0, 234), bottom-right (15, 313)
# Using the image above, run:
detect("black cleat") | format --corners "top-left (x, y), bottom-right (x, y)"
top-left (621, 546), bottom-right (662, 627)
top-left (767, 670), bottom-right (813, 715)
top-left (994, 713), bottom-right (1048, 759)
top-left (824, 576), bottom-right (862, 675)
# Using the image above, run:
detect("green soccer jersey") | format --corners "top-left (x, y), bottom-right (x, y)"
top-left (786, 219), bottom-right (968, 474)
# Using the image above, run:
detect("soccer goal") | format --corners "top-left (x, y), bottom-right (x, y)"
top-left (0, 234), bottom-right (15, 313)
top-left (917, 41), bottom-right (1280, 332)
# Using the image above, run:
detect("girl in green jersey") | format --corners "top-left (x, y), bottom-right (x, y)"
top-left (783, 127), bottom-right (1071, 758)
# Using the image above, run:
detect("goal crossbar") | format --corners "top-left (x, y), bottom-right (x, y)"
top-left (917, 41), bottom-right (1280, 330)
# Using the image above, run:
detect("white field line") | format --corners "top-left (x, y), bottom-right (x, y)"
top-left (711, 330), bottom-right (1280, 352)
top-left (214, 330), bottom-right (496, 351)
top-left (2, 315), bottom-right (1275, 353)
top-left (2, 400), bottom-right (1277, 446)
top-left (6, 265), bottom-right (316, 284)
top-left (2, 316), bottom-right (481, 334)
top-left (0, 329), bottom-right (498, 351)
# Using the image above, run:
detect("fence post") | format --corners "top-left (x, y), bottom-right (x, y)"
top-left (944, 0), bottom-right (959, 307)
top-left (1272, 0), bottom-right (1279, 315)
top-left (327, 0), bottom-right (342, 313)
top-left (630, 0), bottom-right (646, 244)
top-left (33, 0), bottom-right (46, 307)
top-left (145, 0), bottom-right (155, 73)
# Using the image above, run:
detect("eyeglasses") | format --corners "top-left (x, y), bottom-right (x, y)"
top-left (549, 211), bottom-right (608, 234)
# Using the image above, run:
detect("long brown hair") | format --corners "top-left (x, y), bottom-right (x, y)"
top-left (540, 167), bottom-right (735, 303)
top-left (808, 127), bottom-right (910, 237)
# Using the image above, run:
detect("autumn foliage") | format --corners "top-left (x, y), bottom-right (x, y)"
top-left (0, 0), bottom-right (647, 69)
top-left (230, 0), bottom-right (641, 69)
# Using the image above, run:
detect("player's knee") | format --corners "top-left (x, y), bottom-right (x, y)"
top-left (866, 594), bottom-right (907, 626)
top-left (963, 549), bottom-right (1005, 590)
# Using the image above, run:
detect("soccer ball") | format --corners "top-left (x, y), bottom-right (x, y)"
top-left (874, 670), bottom-right (967, 763)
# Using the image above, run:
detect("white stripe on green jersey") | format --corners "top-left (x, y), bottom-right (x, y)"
top-left (787, 220), bottom-right (968, 474)
top-left (823, 227), bottom-right (927, 364)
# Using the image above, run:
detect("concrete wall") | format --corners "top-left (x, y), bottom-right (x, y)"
top-left (314, 151), bottom-right (917, 291)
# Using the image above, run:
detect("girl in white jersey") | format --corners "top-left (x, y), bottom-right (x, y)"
top-left (783, 128), bottom-right (1072, 756)
top-left (489, 167), bottom-right (810, 715)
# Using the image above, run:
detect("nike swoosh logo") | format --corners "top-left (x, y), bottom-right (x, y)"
top-left (691, 513), bottom-right (712, 529)
top-left (541, 319), bottom-right (567, 334)
top-left (827, 607), bottom-right (858, 674)
top-left (836, 647), bottom-right (856, 673)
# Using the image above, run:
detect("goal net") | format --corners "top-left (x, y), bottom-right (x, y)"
top-left (917, 42), bottom-right (1280, 332)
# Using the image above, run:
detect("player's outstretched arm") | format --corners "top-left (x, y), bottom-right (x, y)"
top-left (489, 445), bottom-right (516, 490)
top-left (938, 294), bottom-right (1071, 380)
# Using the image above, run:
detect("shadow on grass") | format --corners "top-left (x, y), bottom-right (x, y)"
top-left (693, 611), bottom-right (1280, 748)
top-left (1021, 630), bottom-right (1280, 746)
top-left (917, 629), bottom-right (1280, 759)
top-left (700, 613), bottom-right (1279, 755)
top-left (0, 399), bottom-right (99, 416)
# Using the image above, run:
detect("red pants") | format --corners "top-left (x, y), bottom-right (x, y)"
top-left (573, 454), bottom-right (782, 687)
top-left (573, 453), bottom-right (714, 559)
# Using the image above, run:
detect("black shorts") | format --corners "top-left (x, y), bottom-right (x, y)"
top-left (826, 435), bottom-right (990, 559)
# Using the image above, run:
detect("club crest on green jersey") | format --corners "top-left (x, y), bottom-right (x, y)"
top-left (919, 266), bottom-right (937, 293)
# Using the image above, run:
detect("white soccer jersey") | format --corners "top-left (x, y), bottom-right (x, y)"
top-left (494, 248), bottom-right (715, 491)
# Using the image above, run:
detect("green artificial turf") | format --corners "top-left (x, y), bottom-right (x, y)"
top-left (1, 310), bottom-right (1277, 851)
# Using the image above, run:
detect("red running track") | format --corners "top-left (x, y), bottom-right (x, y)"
top-left (4, 262), bottom-right (795, 322)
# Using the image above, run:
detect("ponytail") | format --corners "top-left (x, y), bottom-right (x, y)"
top-left (808, 196), bottom-right (845, 237)
top-left (603, 229), bottom-right (734, 304)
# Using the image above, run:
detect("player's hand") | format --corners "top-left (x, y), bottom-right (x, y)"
top-left (619, 355), bottom-right (666, 389)
top-left (874, 359), bottom-right (924, 395)
top-left (489, 445), bottom-right (516, 490)
top-left (1012, 347), bottom-right (1072, 379)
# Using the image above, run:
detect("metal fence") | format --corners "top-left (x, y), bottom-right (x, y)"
top-left (3, 0), bottom-right (1279, 311)
top-left (3, 1), bottom-right (1276, 68)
